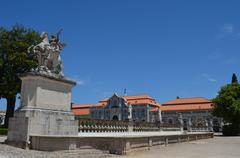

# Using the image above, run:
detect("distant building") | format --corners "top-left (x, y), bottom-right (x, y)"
top-left (72, 93), bottom-right (161, 122)
top-left (72, 104), bottom-right (93, 119)
top-left (71, 94), bottom-right (222, 131)
top-left (151, 97), bottom-right (222, 131)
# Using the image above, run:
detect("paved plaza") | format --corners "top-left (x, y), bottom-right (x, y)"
top-left (120, 135), bottom-right (240, 158)
top-left (0, 135), bottom-right (240, 158)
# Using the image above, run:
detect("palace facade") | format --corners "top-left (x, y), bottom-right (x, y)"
top-left (151, 97), bottom-right (222, 131)
top-left (72, 94), bottom-right (162, 122)
top-left (72, 94), bottom-right (222, 131)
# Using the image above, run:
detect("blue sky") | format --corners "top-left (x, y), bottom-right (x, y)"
top-left (1, 0), bottom-right (240, 109)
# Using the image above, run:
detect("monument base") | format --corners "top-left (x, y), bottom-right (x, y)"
top-left (7, 108), bottom-right (77, 148)
top-left (6, 72), bottom-right (77, 148)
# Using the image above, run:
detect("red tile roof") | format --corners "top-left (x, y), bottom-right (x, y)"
top-left (163, 97), bottom-right (211, 105)
top-left (72, 94), bottom-right (161, 116)
top-left (158, 97), bottom-right (214, 112)
top-left (71, 104), bottom-right (93, 116)
top-left (95, 94), bottom-right (161, 107)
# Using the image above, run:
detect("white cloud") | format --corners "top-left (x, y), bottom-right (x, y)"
top-left (71, 75), bottom-right (90, 86)
top-left (221, 24), bottom-right (234, 34)
top-left (76, 79), bottom-right (85, 86)
top-left (207, 52), bottom-right (223, 60)
top-left (202, 73), bottom-right (217, 82)
top-left (207, 52), bottom-right (239, 65)
top-left (217, 23), bottom-right (240, 39)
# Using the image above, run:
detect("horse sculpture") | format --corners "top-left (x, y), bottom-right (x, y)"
top-left (28, 30), bottom-right (65, 77)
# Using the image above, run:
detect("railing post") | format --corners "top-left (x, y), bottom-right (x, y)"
top-left (177, 136), bottom-right (181, 143)
top-left (128, 121), bottom-right (133, 132)
top-left (165, 137), bottom-right (168, 146)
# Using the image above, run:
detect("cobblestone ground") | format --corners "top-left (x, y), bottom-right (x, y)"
top-left (0, 136), bottom-right (115, 158)
top-left (119, 135), bottom-right (240, 158)
top-left (1, 135), bottom-right (240, 158)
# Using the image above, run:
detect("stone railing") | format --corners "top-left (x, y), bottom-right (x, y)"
top-left (78, 119), bottom-right (129, 132)
top-left (132, 122), bottom-right (181, 132)
top-left (78, 119), bottom-right (183, 133)
top-left (190, 125), bottom-right (209, 132)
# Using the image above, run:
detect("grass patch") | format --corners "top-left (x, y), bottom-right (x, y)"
top-left (0, 128), bottom-right (8, 135)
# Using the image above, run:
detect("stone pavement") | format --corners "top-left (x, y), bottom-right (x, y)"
top-left (1, 135), bottom-right (240, 158)
top-left (118, 135), bottom-right (240, 158)
top-left (0, 136), bottom-right (116, 158)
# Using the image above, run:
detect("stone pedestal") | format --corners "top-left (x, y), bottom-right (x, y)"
top-left (7, 72), bottom-right (77, 148)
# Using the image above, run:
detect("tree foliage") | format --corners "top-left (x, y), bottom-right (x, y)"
top-left (0, 24), bottom-right (40, 127)
top-left (232, 73), bottom-right (238, 84)
top-left (213, 83), bottom-right (240, 125)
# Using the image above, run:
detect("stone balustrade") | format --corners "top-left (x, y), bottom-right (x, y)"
top-left (78, 119), bottom-right (208, 133)
top-left (78, 119), bottom-right (129, 133)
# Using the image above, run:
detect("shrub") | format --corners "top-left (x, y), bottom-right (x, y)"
top-left (222, 124), bottom-right (240, 136)
top-left (0, 128), bottom-right (8, 135)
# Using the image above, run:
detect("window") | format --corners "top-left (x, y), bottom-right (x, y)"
top-left (141, 109), bottom-right (145, 116)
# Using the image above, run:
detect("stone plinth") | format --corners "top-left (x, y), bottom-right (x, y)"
top-left (7, 72), bottom-right (78, 148)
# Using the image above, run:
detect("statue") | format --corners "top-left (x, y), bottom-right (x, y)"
top-left (127, 104), bottom-right (132, 121)
top-left (157, 108), bottom-right (162, 123)
top-left (28, 29), bottom-right (65, 77)
top-left (177, 113), bottom-right (184, 131)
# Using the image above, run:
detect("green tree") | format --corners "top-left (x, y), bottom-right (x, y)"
top-left (213, 81), bottom-right (240, 135)
top-left (231, 73), bottom-right (238, 84)
top-left (0, 25), bottom-right (40, 127)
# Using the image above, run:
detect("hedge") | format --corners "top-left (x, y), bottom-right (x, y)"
top-left (0, 128), bottom-right (8, 135)
top-left (222, 124), bottom-right (240, 136)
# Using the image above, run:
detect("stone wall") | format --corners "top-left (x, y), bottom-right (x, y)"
top-left (30, 132), bottom-right (214, 155)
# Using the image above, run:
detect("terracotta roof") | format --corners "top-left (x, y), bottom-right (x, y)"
top-left (95, 94), bottom-right (161, 107)
top-left (72, 104), bottom-right (93, 108)
top-left (152, 97), bottom-right (214, 112)
top-left (163, 97), bottom-right (211, 105)
top-left (72, 94), bottom-right (161, 116)
top-left (162, 103), bottom-right (213, 111)
top-left (71, 104), bottom-right (93, 116)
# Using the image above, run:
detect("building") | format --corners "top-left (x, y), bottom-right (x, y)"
top-left (72, 104), bottom-right (93, 119)
top-left (90, 93), bottom-right (161, 122)
top-left (152, 97), bottom-right (222, 131)
top-left (72, 93), bottom-right (162, 122)
top-left (71, 94), bottom-right (222, 131)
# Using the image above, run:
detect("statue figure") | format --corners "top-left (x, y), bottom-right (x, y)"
top-left (127, 104), bottom-right (132, 121)
top-left (157, 108), bottom-right (162, 123)
top-left (28, 30), bottom-right (65, 77)
top-left (178, 113), bottom-right (183, 125)
top-left (28, 32), bottom-right (51, 72)
top-left (177, 113), bottom-right (184, 131)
